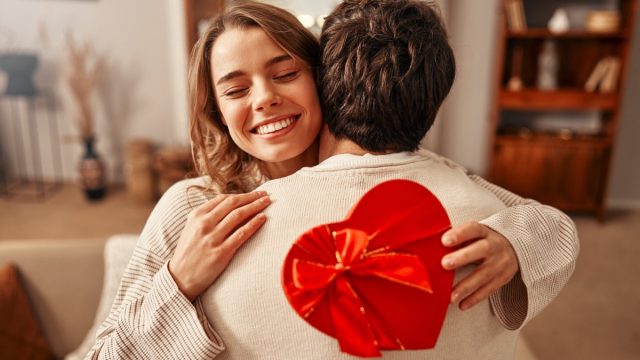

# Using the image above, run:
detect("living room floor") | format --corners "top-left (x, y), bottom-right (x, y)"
top-left (1, 183), bottom-right (638, 360)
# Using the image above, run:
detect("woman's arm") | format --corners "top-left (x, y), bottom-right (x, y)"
top-left (470, 175), bottom-right (578, 329)
top-left (425, 150), bottom-right (579, 330)
top-left (85, 180), bottom-right (269, 359)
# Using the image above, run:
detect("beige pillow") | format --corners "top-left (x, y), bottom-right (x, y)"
top-left (65, 235), bottom-right (138, 360)
top-left (0, 263), bottom-right (54, 360)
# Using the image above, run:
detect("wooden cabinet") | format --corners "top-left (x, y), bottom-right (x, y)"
top-left (488, 0), bottom-right (637, 220)
top-left (183, 0), bottom-right (225, 54)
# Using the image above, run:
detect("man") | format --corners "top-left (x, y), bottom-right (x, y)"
top-left (198, 0), bottom-right (578, 358)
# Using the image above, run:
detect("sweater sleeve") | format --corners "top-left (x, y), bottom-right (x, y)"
top-left (84, 180), bottom-right (225, 359)
top-left (471, 174), bottom-right (579, 330)
top-left (422, 149), bottom-right (580, 329)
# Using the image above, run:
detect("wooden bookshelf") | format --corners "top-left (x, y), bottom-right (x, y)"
top-left (183, 0), bottom-right (225, 55)
top-left (488, 0), bottom-right (638, 220)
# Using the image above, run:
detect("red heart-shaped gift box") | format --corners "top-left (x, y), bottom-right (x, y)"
top-left (282, 179), bottom-right (454, 357)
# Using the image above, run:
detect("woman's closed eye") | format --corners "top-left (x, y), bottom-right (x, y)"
top-left (223, 87), bottom-right (249, 98)
top-left (274, 71), bottom-right (299, 81)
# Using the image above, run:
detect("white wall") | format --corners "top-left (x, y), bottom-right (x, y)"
top-left (2, 0), bottom-right (638, 207)
top-left (441, 0), bottom-right (640, 208)
top-left (0, 0), bottom-right (188, 182)
top-left (438, 0), bottom-right (499, 174)
top-left (609, 4), bottom-right (640, 208)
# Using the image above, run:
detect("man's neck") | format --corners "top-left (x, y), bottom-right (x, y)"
top-left (318, 124), bottom-right (391, 162)
top-left (318, 125), bottom-right (362, 162)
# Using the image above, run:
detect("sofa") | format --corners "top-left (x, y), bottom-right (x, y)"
top-left (1, 235), bottom-right (538, 360)
top-left (0, 235), bottom-right (138, 359)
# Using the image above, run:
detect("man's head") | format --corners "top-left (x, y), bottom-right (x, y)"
top-left (319, 0), bottom-right (456, 152)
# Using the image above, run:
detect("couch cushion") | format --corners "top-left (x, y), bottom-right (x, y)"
top-left (65, 234), bottom-right (139, 360)
top-left (0, 238), bottom-right (105, 358)
top-left (0, 263), bottom-right (54, 360)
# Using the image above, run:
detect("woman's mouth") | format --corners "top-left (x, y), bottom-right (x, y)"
top-left (252, 115), bottom-right (300, 135)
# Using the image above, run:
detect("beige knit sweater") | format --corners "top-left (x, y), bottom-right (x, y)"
top-left (86, 151), bottom-right (578, 359)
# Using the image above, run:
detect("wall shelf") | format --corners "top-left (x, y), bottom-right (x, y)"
top-left (507, 29), bottom-right (628, 39)
top-left (499, 89), bottom-right (618, 110)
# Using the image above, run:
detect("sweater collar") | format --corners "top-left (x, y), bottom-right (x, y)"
top-left (308, 151), bottom-right (428, 172)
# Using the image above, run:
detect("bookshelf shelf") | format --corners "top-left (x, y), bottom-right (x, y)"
top-left (507, 29), bottom-right (628, 39)
top-left (499, 89), bottom-right (618, 110)
top-left (495, 134), bottom-right (610, 147)
top-left (488, 0), bottom-right (638, 220)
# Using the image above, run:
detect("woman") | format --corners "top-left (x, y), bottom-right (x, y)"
top-left (87, 2), bottom-right (577, 358)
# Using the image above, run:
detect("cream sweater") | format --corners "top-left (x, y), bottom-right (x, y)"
top-left (87, 151), bottom-right (578, 359)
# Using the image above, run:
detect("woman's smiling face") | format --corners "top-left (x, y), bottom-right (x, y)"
top-left (210, 26), bottom-right (323, 166)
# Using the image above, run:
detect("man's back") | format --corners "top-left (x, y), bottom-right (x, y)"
top-left (200, 151), bottom-right (519, 359)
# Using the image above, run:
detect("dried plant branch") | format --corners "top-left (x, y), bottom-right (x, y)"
top-left (66, 33), bottom-right (105, 141)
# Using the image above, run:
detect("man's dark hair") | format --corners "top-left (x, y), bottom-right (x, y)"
top-left (319, 0), bottom-right (456, 152)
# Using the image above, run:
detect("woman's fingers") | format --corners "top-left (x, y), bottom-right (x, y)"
top-left (442, 238), bottom-right (492, 270)
top-left (442, 221), bottom-right (488, 247)
top-left (194, 193), bottom-right (229, 215)
top-left (221, 212), bottom-right (268, 254)
top-left (210, 194), bottom-right (271, 243)
top-left (456, 274), bottom-right (504, 311)
top-left (206, 191), bottom-right (269, 224)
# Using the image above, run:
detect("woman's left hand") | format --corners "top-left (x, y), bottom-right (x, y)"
top-left (440, 222), bottom-right (519, 311)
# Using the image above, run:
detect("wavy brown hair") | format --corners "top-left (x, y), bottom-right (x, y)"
top-left (188, 1), bottom-right (320, 193)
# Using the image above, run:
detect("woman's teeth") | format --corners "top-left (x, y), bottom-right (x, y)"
top-left (255, 117), bottom-right (295, 135)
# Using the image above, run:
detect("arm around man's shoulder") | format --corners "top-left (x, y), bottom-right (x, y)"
top-left (84, 176), bottom-right (226, 359)
top-left (415, 148), bottom-right (580, 329)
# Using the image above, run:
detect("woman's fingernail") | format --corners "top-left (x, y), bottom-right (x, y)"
top-left (451, 292), bottom-right (459, 303)
top-left (442, 234), bottom-right (454, 246)
top-left (442, 257), bottom-right (454, 269)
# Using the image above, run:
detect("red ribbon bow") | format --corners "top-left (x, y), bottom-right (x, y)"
top-left (282, 180), bottom-right (454, 357)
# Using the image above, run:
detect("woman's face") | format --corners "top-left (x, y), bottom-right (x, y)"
top-left (210, 27), bottom-right (322, 165)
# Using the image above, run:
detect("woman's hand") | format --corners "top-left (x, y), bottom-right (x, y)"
top-left (169, 191), bottom-right (271, 302)
top-left (440, 222), bottom-right (519, 311)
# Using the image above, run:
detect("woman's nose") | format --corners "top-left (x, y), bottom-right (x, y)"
top-left (253, 83), bottom-right (282, 111)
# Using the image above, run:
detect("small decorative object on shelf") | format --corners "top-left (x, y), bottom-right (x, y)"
top-left (548, 8), bottom-right (571, 33)
top-left (507, 46), bottom-right (524, 91)
top-left (537, 40), bottom-right (559, 90)
top-left (79, 137), bottom-right (106, 201)
top-left (586, 10), bottom-right (620, 32)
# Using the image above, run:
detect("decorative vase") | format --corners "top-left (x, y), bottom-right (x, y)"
top-left (537, 40), bottom-right (559, 90)
top-left (79, 138), bottom-right (106, 200)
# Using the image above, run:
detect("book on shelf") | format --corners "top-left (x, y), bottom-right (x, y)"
top-left (505, 0), bottom-right (527, 31)
top-left (600, 57), bottom-right (620, 93)
top-left (585, 57), bottom-right (620, 93)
